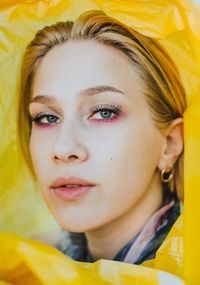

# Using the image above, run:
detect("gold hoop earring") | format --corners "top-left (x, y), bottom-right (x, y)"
top-left (161, 167), bottom-right (174, 183)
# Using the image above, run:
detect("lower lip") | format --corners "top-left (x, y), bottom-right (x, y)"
top-left (51, 185), bottom-right (94, 201)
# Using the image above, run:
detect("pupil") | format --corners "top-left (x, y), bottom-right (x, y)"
top-left (101, 110), bottom-right (111, 118)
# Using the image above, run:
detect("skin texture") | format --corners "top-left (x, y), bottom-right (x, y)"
top-left (29, 40), bottom-right (182, 260)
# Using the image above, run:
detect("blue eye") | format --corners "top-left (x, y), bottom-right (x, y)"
top-left (31, 113), bottom-right (60, 125)
top-left (89, 104), bottom-right (122, 121)
top-left (45, 115), bottom-right (58, 123)
top-left (96, 110), bottom-right (114, 119)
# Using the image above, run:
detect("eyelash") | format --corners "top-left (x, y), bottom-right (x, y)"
top-left (89, 103), bottom-right (122, 121)
top-left (31, 112), bottom-right (59, 126)
top-left (30, 103), bottom-right (122, 126)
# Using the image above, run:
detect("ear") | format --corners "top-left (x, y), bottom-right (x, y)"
top-left (157, 118), bottom-right (184, 171)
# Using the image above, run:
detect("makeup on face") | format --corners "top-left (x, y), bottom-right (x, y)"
top-left (29, 85), bottom-right (128, 130)
top-left (29, 40), bottom-right (163, 234)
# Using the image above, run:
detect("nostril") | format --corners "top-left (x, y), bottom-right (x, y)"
top-left (54, 155), bottom-right (59, 160)
top-left (52, 143), bottom-right (88, 163)
top-left (53, 154), bottom-right (79, 162)
top-left (68, 154), bottom-right (78, 160)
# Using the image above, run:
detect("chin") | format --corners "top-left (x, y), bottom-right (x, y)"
top-left (52, 214), bottom-right (94, 233)
top-left (59, 223), bottom-right (91, 233)
top-left (48, 204), bottom-right (107, 233)
top-left (57, 216), bottom-right (108, 233)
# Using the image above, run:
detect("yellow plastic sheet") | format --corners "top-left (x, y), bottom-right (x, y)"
top-left (1, 0), bottom-right (200, 284)
top-left (154, 214), bottom-right (183, 278)
top-left (0, 231), bottom-right (184, 285)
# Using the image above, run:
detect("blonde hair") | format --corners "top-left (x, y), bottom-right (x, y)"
top-left (18, 10), bottom-right (186, 198)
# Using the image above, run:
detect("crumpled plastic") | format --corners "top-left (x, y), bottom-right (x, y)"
top-left (0, 220), bottom-right (184, 285)
top-left (1, 0), bottom-right (200, 284)
top-left (153, 213), bottom-right (183, 278)
top-left (0, 213), bottom-right (184, 284)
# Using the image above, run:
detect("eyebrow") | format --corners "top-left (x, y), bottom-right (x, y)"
top-left (29, 85), bottom-right (125, 104)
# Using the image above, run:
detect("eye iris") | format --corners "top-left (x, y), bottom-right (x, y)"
top-left (47, 115), bottom-right (56, 122)
top-left (100, 110), bottom-right (112, 118)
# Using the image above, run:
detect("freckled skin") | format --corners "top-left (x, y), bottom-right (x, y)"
top-left (29, 40), bottom-right (165, 258)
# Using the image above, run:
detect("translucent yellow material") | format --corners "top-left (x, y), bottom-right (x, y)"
top-left (0, 232), bottom-right (184, 285)
top-left (154, 214), bottom-right (183, 278)
top-left (184, 96), bottom-right (200, 285)
top-left (1, 0), bottom-right (200, 284)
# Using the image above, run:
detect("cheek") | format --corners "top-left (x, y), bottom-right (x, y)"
top-left (29, 132), bottom-right (52, 181)
top-left (98, 125), bottom-right (163, 195)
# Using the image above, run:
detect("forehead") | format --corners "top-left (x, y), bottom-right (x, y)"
top-left (32, 39), bottom-right (143, 100)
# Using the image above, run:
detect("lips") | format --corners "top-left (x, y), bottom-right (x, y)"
top-left (50, 176), bottom-right (95, 188)
top-left (50, 176), bottom-right (95, 201)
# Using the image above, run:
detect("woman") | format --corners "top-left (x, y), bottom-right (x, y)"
top-left (18, 10), bottom-right (186, 264)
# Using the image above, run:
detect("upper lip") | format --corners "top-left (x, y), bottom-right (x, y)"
top-left (50, 176), bottom-right (95, 188)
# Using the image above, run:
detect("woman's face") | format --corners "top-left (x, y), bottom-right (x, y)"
top-left (29, 40), bottom-right (165, 232)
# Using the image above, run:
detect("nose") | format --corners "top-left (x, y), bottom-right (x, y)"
top-left (52, 127), bottom-right (88, 164)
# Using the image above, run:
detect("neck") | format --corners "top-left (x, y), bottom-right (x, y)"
top-left (85, 173), bottom-right (163, 261)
